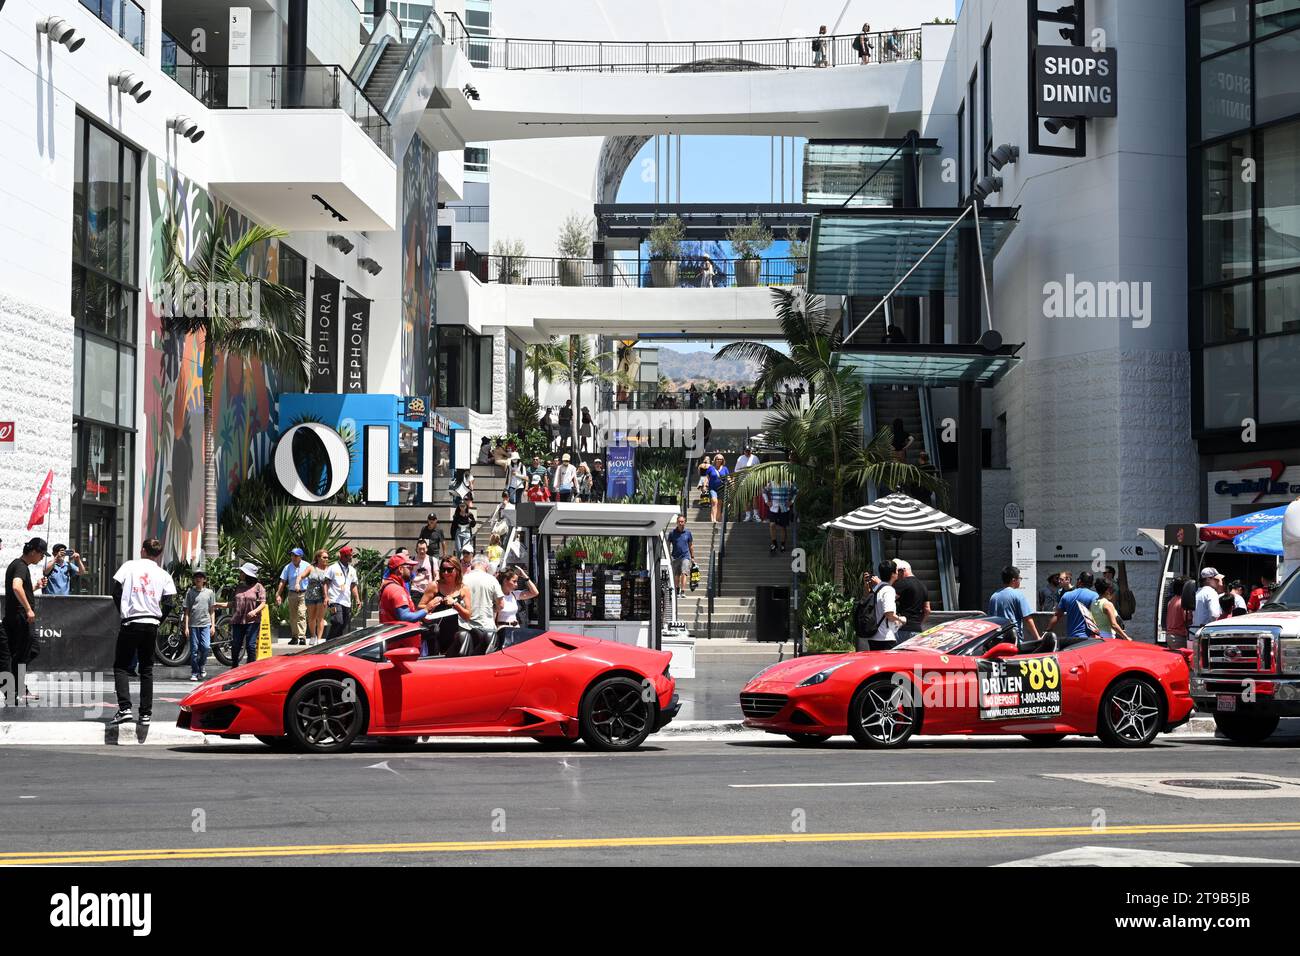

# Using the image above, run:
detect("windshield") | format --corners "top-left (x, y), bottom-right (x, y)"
top-left (1264, 567), bottom-right (1300, 610)
top-left (289, 624), bottom-right (403, 656)
top-left (895, 618), bottom-right (1008, 656)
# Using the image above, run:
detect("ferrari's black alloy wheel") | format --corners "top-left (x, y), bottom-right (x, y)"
top-left (579, 676), bottom-right (655, 751)
top-left (285, 677), bottom-right (366, 753)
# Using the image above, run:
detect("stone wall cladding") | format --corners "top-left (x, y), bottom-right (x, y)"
top-left (991, 348), bottom-right (1197, 640)
top-left (0, 291), bottom-right (74, 566)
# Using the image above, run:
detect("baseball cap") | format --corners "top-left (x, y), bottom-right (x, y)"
top-left (892, 558), bottom-right (912, 574)
top-left (530, 474), bottom-right (541, 484)
top-left (387, 554), bottom-right (416, 571)
top-left (1200, 567), bottom-right (1222, 580)
top-left (192, 569), bottom-right (208, 579)
top-left (562, 453), bottom-right (571, 462)
top-left (290, 548), bottom-right (304, 557)
top-left (339, 546), bottom-right (355, 558)
top-left (426, 513), bottom-right (438, 521)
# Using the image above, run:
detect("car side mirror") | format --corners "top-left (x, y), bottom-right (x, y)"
top-left (983, 642), bottom-right (1018, 660)
top-left (383, 646), bottom-right (421, 666)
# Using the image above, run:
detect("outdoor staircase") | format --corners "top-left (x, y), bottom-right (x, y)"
top-left (362, 41), bottom-right (410, 112)
top-left (675, 498), bottom-right (796, 641)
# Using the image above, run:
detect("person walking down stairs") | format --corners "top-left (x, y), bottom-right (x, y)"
top-left (763, 478), bottom-right (795, 554)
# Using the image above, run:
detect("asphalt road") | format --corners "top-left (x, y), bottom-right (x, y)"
top-left (5, 735), bottom-right (1300, 866)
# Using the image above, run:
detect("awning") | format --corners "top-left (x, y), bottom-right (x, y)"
top-left (1199, 506), bottom-right (1289, 542)
top-left (1234, 521), bottom-right (1284, 557)
top-left (836, 345), bottom-right (1021, 388)
top-left (822, 493), bottom-right (977, 535)
top-left (808, 207), bottom-right (1018, 296)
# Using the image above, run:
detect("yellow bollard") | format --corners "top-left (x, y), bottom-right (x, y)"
top-left (256, 605), bottom-right (273, 660)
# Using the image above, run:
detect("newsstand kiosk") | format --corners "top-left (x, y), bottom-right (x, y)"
top-left (510, 501), bottom-right (695, 678)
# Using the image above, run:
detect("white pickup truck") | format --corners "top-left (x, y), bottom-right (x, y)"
top-left (1191, 571), bottom-right (1300, 743)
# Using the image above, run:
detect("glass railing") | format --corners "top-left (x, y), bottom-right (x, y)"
top-left (446, 243), bottom-right (808, 289)
top-left (446, 11), bottom-right (920, 73)
top-left (80, 0), bottom-right (145, 54)
top-left (599, 387), bottom-right (788, 412)
top-left (351, 10), bottom-right (404, 89)
top-left (161, 31), bottom-right (215, 105)
top-left (201, 65), bottom-right (392, 155)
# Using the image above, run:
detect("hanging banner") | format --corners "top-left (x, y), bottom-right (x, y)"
top-left (310, 272), bottom-right (340, 393)
top-left (606, 446), bottom-right (636, 500)
top-left (343, 297), bottom-right (369, 394)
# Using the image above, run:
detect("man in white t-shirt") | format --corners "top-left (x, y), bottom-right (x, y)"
top-left (872, 560), bottom-right (907, 651)
top-left (1191, 567), bottom-right (1224, 630)
top-left (462, 557), bottom-right (504, 654)
top-left (735, 445), bottom-right (761, 521)
top-left (109, 538), bottom-right (177, 726)
top-left (326, 546), bottom-right (363, 640)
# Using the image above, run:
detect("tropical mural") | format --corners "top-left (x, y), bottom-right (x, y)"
top-left (401, 135), bottom-right (438, 399)
top-left (141, 156), bottom-right (280, 561)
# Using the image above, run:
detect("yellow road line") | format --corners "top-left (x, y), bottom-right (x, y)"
top-left (5, 821), bottom-right (1300, 866)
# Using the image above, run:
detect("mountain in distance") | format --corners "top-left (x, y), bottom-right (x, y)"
top-left (655, 347), bottom-right (758, 387)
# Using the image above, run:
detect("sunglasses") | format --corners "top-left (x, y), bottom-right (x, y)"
top-left (439, 565), bottom-right (455, 573)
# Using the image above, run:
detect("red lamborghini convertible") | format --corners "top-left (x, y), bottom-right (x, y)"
top-left (740, 617), bottom-right (1193, 748)
top-left (178, 622), bottom-right (680, 753)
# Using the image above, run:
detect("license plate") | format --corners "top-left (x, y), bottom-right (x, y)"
top-left (1216, 694), bottom-right (1237, 712)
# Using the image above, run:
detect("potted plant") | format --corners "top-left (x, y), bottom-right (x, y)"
top-left (647, 215), bottom-right (685, 288)
top-left (727, 217), bottom-right (773, 287)
top-left (556, 214), bottom-right (592, 287)
top-left (787, 231), bottom-right (809, 287)
top-left (491, 237), bottom-right (526, 284)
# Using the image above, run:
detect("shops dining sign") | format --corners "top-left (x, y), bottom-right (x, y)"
top-left (1035, 46), bottom-right (1118, 118)
top-left (274, 422), bottom-right (439, 505)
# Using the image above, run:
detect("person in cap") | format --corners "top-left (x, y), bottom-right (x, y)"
top-left (734, 445), bottom-right (761, 521)
top-left (326, 546), bottom-right (362, 640)
top-left (182, 569), bottom-right (223, 682)
top-left (1043, 570), bottom-right (1101, 641)
top-left (554, 452), bottom-right (578, 502)
top-left (41, 543), bottom-right (87, 596)
top-left (589, 457), bottom-right (606, 502)
top-left (1192, 567), bottom-right (1224, 630)
top-left (526, 472), bottom-right (549, 503)
top-left (419, 512), bottom-right (446, 558)
top-left (379, 555), bottom-right (429, 625)
top-left (276, 547), bottom-right (310, 645)
top-left (228, 562), bottom-right (267, 667)
top-left (506, 452), bottom-right (526, 504)
top-left (108, 538), bottom-right (176, 725)
top-left (3, 537), bottom-right (48, 706)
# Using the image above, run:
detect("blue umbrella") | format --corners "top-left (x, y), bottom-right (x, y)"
top-left (1200, 505), bottom-right (1288, 542)
top-left (1234, 520), bottom-right (1284, 556)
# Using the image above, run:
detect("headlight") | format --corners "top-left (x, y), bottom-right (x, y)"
top-left (222, 676), bottom-right (262, 692)
top-left (798, 662), bottom-right (851, 687)
top-left (1281, 638), bottom-right (1300, 674)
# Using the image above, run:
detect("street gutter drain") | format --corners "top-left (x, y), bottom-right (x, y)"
top-left (1160, 778), bottom-right (1281, 792)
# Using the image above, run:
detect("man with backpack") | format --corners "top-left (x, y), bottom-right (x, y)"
top-left (854, 561), bottom-right (906, 652)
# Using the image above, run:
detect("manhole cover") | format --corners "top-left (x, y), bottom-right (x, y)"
top-left (1161, 778), bottom-right (1280, 791)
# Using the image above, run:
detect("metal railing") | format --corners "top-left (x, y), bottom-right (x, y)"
top-left (80, 0), bottom-right (144, 54)
top-left (446, 242), bottom-right (807, 289)
top-left (599, 387), bottom-right (782, 412)
top-left (446, 12), bottom-right (920, 73)
top-left (199, 65), bottom-right (392, 155)
top-left (161, 31), bottom-right (214, 104)
top-left (351, 9), bottom-right (405, 90)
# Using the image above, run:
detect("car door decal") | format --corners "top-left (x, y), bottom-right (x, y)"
top-left (978, 655), bottom-right (1063, 720)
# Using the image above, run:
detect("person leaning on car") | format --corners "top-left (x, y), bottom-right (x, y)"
top-left (379, 555), bottom-right (428, 626)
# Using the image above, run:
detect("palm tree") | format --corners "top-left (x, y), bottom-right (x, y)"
top-left (535, 335), bottom-right (632, 456)
top-left (525, 339), bottom-right (566, 405)
top-left (160, 205), bottom-right (310, 559)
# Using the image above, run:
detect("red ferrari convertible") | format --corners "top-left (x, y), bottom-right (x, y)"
top-left (740, 617), bottom-right (1193, 748)
top-left (178, 622), bottom-right (679, 753)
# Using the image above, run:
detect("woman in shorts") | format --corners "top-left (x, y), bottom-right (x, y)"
top-left (304, 549), bottom-right (332, 644)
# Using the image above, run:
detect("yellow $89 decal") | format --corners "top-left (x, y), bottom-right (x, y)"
top-left (1017, 657), bottom-right (1060, 691)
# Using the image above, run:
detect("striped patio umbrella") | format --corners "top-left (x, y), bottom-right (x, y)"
top-left (820, 493), bottom-right (977, 536)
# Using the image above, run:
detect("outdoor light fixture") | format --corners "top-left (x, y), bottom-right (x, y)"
top-left (328, 234), bottom-right (355, 254)
top-left (111, 70), bottom-right (152, 103)
top-left (357, 257), bottom-right (383, 276)
top-left (462, 84), bottom-right (479, 101)
top-left (988, 143), bottom-right (1020, 171)
top-left (167, 116), bottom-right (204, 142)
top-left (971, 175), bottom-right (1003, 202)
top-left (37, 16), bottom-right (84, 51)
top-left (1043, 117), bottom-right (1077, 136)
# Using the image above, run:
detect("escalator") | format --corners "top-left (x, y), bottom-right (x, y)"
top-left (351, 9), bottom-right (444, 162)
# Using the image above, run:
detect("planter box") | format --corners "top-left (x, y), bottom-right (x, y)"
top-left (558, 259), bottom-right (585, 287)
top-left (650, 259), bottom-right (680, 288)
top-left (735, 258), bottom-right (762, 287)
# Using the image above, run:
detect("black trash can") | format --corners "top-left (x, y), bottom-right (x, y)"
top-left (755, 585), bottom-right (790, 643)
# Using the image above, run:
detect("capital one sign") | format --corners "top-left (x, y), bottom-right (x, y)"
top-left (274, 423), bottom-right (437, 505)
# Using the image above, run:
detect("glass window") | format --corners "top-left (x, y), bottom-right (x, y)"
top-left (73, 335), bottom-right (83, 416)
top-left (475, 334), bottom-right (493, 414)
top-left (1200, 48), bottom-right (1252, 140)
top-left (82, 335), bottom-right (119, 424)
top-left (1203, 283), bottom-right (1253, 342)
top-left (957, 102), bottom-right (965, 200)
top-left (1259, 121), bottom-right (1300, 274)
top-left (1257, 30), bottom-right (1300, 124)
top-left (73, 116), bottom-right (86, 261)
top-left (1258, 334), bottom-right (1300, 423)
top-left (1202, 341), bottom-right (1255, 429)
top-left (1200, 0), bottom-right (1250, 56)
top-left (86, 124), bottom-right (120, 275)
top-left (1201, 137), bottom-right (1253, 282)
top-left (1261, 272), bottom-right (1300, 334)
top-left (1257, 0), bottom-right (1300, 38)
top-left (117, 348), bottom-right (135, 424)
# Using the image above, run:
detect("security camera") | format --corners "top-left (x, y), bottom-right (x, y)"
top-left (971, 175), bottom-right (1003, 201)
top-left (1043, 117), bottom-right (1077, 136)
top-left (167, 116), bottom-right (205, 142)
top-left (38, 17), bottom-right (84, 51)
top-left (328, 234), bottom-right (355, 254)
top-left (111, 70), bottom-right (151, 103)
top-left (988, 143), bottom-right (1019, 171)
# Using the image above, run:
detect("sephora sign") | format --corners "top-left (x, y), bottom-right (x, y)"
top-left (274, 423), bottom-right (439, 505)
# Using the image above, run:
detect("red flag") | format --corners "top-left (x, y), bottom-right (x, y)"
top-left (27, 469), bottom-right (53, 530)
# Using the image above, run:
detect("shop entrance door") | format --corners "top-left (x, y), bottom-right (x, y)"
top-left (76, 505), bottom-right (115, 596)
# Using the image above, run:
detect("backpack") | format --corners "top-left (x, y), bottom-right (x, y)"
top-left (853, 589), bottom-right (878, 641)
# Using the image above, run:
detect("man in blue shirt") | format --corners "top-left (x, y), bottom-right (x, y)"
top-left (667, 514), bottom-right (694, 597)
top-left (1044, 570), bottom-right (1101, 640)
top-left (42, 544), bottom-right (86, 596)
top-left (276, 548), bottom-right (309, 645)
top-left (987, 565), bottom-right (1040, 643)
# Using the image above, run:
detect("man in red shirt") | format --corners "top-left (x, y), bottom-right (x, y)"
top-left (379, 555), bottom-right (429, 625)
top-left (526, 473), bottom-right (549, 502)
